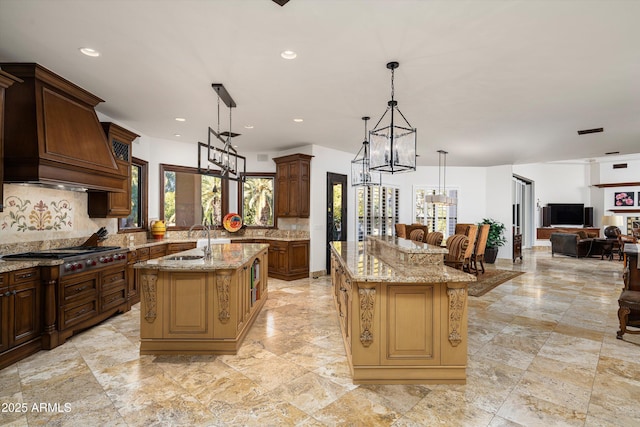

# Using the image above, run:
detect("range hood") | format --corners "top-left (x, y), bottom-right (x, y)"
top-left (1, 63), bottom-right (126, 192)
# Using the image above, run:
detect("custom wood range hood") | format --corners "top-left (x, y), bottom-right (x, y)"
top-left (1, 63), bottom-right (125, 192)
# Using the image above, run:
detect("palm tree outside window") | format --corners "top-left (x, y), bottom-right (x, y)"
top-left (239, 173), bottom-right (275, 227)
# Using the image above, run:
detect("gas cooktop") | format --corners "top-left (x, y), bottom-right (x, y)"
top-left (2, 246), bottom-right (122, 260)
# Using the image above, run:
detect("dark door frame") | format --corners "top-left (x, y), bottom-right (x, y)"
top-left (326, 172), bottom-right (348, 273)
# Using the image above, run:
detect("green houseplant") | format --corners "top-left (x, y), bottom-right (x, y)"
top-left (478, 218), bottom-right (507, 263)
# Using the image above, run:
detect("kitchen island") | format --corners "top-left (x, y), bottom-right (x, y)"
top-left (330, 238), bottom-right (475, 384)
top-left (134, 243), bottom-right (268, 355)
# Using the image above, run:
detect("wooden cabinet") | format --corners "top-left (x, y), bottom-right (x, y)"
top-left (128, 244), bottom-right (174, 307)
top-left (266, 240), bottom-right (309, 281)
top-left (0, 70), bottom-right (22, 212)
top-left (536, 227), bottom-right (600, 240)
top-left (0, 267), bottom-right (42, 370)
top-left (166, 242), bottom-right (196, 254)
top-left (139, 247), bottom-right (268, 355)
top-left (88, 123), bottom-right (139, 217)
top-left (273, 154), bottom-right (312, 218)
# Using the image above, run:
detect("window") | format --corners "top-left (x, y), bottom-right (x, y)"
top-left (413, 187), bottom-right (458, 237)
top-left (160, 164), bottom-right (228, 229)
top-left (356, 185), bottom-right (399, 240)
top-left (118, 157), bottom-right (148, 232)
top-left (239, 174), bottom-right (275, 228)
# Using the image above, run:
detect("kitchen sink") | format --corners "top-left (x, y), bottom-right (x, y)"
top-left (166, 255), bottom-right (204, 261)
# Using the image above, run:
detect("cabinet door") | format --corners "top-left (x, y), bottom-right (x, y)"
top-left (163, 272), bottom-right (213, 339)
top-left (288, 241), bottom-right (309, 275)
top-left (10, 280), bottom-right (41, 347)
top-left (299, 159), bottom-right (311, 217)
top-left (287, 162), bottom-right (300, 217)
top-left (127, 250), bottom-right (139, 305)
top-left (276, 162), bottom-right (290, 217)
top-left (0, 283), bottom-right (9, 353)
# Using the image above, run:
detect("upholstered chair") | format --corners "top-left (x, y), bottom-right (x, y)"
top-left (424, 231), bottom-right (443, 247)
top-left (405, 223), bottom-right (428, 240)
top-left (444, 234), bottom-right (469, 270)
top-left (409, 229), bottom-right (425, 242)
top-left (395, 223), bottom-right (407, 239)
top-left (471, 224), bottom-right (490, 274)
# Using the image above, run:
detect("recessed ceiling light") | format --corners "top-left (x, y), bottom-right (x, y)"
top-left (175, 117), bottom-right (186, 122)
top-left (293, 118), bottom-right (303, 123)
top-left (244, 125), bottom-right (254, 129)
top-left (233, 145), bottom-right (239, 149)
top-left (79, 47), bottom-right (100, 57)
top-left (173, 134), bottom-right (181, 137)
top-left (281, 50), bottom-right (297, 60)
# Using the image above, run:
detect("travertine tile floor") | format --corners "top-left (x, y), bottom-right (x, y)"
top-left (1, 249), bottom-right (640, 426)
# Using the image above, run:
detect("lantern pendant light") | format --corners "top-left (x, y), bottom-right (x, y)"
top-left (351, 116), bottom-right (381, 187)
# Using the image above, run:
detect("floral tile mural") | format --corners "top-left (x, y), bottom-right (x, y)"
top-left (2, 196), bottom-right (72, 232)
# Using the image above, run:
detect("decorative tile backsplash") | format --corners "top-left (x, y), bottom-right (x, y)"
top-left (1, 184), bottom-right (114, 246)
top-left (2, 195), bottom-right (73, 232)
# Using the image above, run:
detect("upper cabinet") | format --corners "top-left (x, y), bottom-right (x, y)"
top-left (273, 154), bottom-right (312, 218)
top-left (88, 123), bottom-right (139, 218)
top-left (0, 70), bottom-right (22, 212)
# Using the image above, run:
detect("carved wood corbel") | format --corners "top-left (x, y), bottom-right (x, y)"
top-left (359, 287), bottom-right (376, 347)
top-left (216, 273), bottom-right (231, 322)
top-left (140, 271), bottom-right (158, 323)
top-left (447, 286), bottom-right (466, 347)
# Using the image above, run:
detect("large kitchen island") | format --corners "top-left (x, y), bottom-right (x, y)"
top-left (330, 237), bottom-right (476, 384)
top-left (134, 243), bottom-right (268, 355)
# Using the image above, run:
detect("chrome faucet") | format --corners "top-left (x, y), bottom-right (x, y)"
top-left (188, 224), bottom-right (212, 261)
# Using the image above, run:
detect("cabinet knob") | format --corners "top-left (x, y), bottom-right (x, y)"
top-left (3, 291), bottom-right (10, 297)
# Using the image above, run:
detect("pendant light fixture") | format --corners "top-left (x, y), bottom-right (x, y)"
top-left (197, 83), bottom-right (246, 182)
top-left (369, 61), bottom-right (417, 174)
top-left (425, 150), bottom-right (457, 206)
top-left (351, 116), bottom-right (381, 187)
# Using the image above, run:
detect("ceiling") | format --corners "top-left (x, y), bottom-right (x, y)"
top-left (1, 0), bottom-right (639, 167)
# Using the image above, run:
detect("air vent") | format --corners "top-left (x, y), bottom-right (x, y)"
top-left (605, 151), bottom-right (620, 155)
top-left (613, 163), bottom-right (628, 169)
top-left (257, 154), bottom-right (269, 162)
top-left (577, 127), bottom-right (603, 135)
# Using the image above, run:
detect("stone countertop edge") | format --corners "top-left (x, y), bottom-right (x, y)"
top-left (135, 235), bottom-right (309, 249)
top-left (330, 241), bottom-right (476, 284)
top-left (133, 244), bottom-right (269, 271)
top-left (0, 259), bottom-right (63, 273)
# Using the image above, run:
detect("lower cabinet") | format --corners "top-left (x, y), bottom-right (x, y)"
top-left (266, 240), bottom-right (309, 280)
top-left (0, 267), bottom-right (42, 370)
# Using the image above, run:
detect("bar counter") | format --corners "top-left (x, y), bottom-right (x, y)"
top-left (330, 239), bottom-right (475, 384)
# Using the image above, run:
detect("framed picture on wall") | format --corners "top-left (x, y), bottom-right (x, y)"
top-left (627, 216), bottom-right (640, 234)
top-left (614, 191), bottom-right (634, 207)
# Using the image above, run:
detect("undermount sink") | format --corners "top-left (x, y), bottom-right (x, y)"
top-left (166, 255), bottom-right (204, 261)
top-left (196, 238), bottom-right (230, 248)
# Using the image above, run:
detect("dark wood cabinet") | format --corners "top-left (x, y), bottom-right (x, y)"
top-left (167, 242), bottom-right (197, 254)
top-left (128, 243), bottom-right (177, 307)
top-left (0, 70), bottom-right (22, 212)
top-left (267, 240), bottom-right (309, 280)
top-left (88, 123), bottom-right (139, 218)
top-left (0, 267), bottom-right (42, 370)
top-left (273, 154), bottom-right (312, 218)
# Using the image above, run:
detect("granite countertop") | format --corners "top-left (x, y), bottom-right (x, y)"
top-left (367, 235), bottom-right (448, 254)
top-left (134, 235), bottom-right (309, 249)
top-left (0, 259), bottom-right (63, 274)
top-left (133, 243), bottom-right (269, 271)
top-left (330, 241), bottom-right (475, 284)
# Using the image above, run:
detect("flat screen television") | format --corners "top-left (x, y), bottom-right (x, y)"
top-left (548, 203), bottom-right (584, 226)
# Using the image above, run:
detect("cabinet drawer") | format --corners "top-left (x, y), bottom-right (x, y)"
top-left (102, 268), bottom-right (126, 289)
top-left (62, 299), bottom-right (98, 329)
top-left (150, 245), bottom-right (167, 258)
top-left (101, 285), bottom-right (127, 312)
top-left (0, 272), bottom-right (6, 286)
top-left (137, 247), bottom-right (150, 261)
top-left (61, 274), bottom-right (99, 304)
top-left (166, 242), bottom-right (196, 254)
top-left (10, 268), bottom-right (40, 285)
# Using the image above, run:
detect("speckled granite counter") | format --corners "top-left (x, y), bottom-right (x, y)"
top-left (136, 243), bottom-right (269, 355)
top-left (329, 240), bottom-right (474, 385)
top-left (0, 259), bottom-right (61, 273)
top-left (133, 243), bottom-right (269, 271)
top-left (366, 235), bottom-right (448, 266)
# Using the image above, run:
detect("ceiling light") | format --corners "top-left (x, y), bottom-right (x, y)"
top-left (244, 125), bottom-right (254, 129)
top-left (425, 150), bottom-right (457, 206)
top-left (197, 83), bottom-right (246, 182)
top-left (173, 134), bottom-right (181, 137)
top-left (369, 61), bottom-right (417, 174)
top-left (293, 118), bottom-right (303, 123)
top-left (79, 47), bottom-right (100, 57)
top-left (175, 117), bottom-right (186, 122)
top-left (351, 116), bottom-right (381, 187)
top-left (281, 50), bottom-right (297, 59)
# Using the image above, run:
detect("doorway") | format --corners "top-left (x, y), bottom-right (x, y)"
top-left (327, 172), bottom-right (347, 273)
top-left (513, 174), bottom-right (534, 248)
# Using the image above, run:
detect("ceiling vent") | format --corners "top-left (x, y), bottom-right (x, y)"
top-left (577, 127), bottom-right (603, 135)
top-left (613, 163), bottom-right (628, 169)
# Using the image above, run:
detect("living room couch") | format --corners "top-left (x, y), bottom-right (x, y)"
top-left (550, 230), bottom-right (599, 258)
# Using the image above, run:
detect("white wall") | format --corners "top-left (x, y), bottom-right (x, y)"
top-left (485, 165), bottom-right (514, 258)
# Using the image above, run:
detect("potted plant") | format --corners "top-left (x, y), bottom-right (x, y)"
top-left (478, 218), bottom-right (507, 263)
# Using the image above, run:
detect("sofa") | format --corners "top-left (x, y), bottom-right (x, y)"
top-left (550, 230), bottom-right (599, 258)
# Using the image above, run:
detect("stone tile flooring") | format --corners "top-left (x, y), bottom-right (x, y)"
top-left (1, 249), bottom-right (640, 426)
